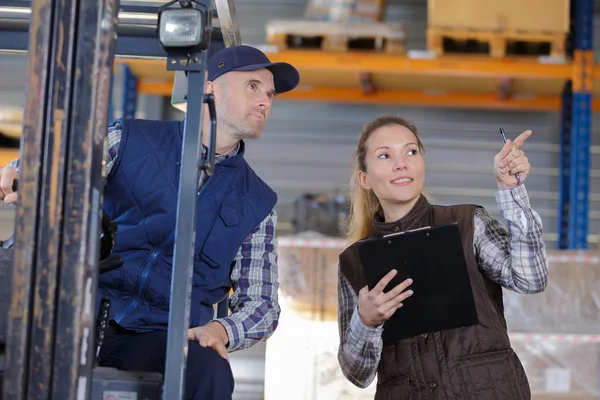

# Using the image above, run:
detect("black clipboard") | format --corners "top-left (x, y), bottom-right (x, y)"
top-left (357, 222), bottom-right (478, 341)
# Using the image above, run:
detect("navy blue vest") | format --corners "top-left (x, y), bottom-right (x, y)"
top-left (98, 118), bottom-right (277, 332)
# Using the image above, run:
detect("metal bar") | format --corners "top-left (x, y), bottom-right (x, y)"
top-left (567, 0), bottom-right (594, 249)
top-left (574, 0), bottom-right (593, 51)
top-left (264, 50), bottom-right (575, 80)
top-left (51, 0), bottom-right (120, 397)
top-left (108, 68), bottom-right (115, 124)
top-left (162, 61), bottom-right (210, 400)
top-left (0, 27), bottom-right (166, 58)
top-left (214, 0), bottom-right (241, 46)
top-left (557, 80), bottom-right (572, 249)
top-left (121, 63), bottom-right (138, 119)
top-left (3, 0), bottom-right (54, 396)
top-left (0, 6), bottom-right (224, 58)
top-left (568, 91), bottom-right (592, 248)
top-left (25, 0), bottom-right (81, 395)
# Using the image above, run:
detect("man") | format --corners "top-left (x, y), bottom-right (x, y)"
top-left (0, 45), bottom-right (300, 399)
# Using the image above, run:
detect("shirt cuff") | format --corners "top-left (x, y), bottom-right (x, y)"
top-left (6, 158), bottom-right (20, 172)
top-left (214, 316), bottom-right (245, 352)
top-left (349, 306), bottom-right (383, 343)
top-left (495, 184), bottom-right (530, 211)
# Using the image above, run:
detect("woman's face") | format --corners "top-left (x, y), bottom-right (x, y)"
top-left (358, 124), bottom-right (425, 210)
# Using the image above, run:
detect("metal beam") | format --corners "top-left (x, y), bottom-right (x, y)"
top-left (558, 80), bottom-right (573, 249)
top-left (121, 64), bottom-right (138, 120)
top-left (24, 0), bottom-right (82, 394)
top-left (138, 80), bottom-right (600, 112)
top-left (0, 3), bottom-right (224, 59)
top-left (3, 0), bottom-right (120, 398)
top-left (3, 0), bottom-right (54, 395)
top-left (51, 0), bottom-right (119, 395)
top-left (214, 0), bottom-right (241, 46)
top-left (567, 0), bottom-right (594, 249)
top-left (163, 0), bottom-right (217, 398)
top-left (264, 50), bottom-right (575, 80)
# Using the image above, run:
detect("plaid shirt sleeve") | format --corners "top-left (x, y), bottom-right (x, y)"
top-left (104, 122), bottom-right (123, 177)
top-left (5, 122), bottom-right (121, 175)
top-left (216, 209), bottom-right (281, 352)
top-left (6, 158), bottom-right (20, 171)
top-left (337, 269), bottom-right (383, 388)
top-left (474, 184), bottom-right (549, 294)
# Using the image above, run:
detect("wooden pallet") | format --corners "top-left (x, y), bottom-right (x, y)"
top-left (266, 20), bottom-right (405, 54)
top-left (427, 27), bottom-right (567, 58)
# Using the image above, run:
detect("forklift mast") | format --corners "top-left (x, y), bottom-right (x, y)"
top-left (1, 0), bottom-right (241, 399)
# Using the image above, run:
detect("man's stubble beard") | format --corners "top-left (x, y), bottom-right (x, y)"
top-left (220, 114), bottom-right (264, 141)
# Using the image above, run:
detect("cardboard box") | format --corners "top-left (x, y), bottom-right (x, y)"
top-left (305, 0), bottom-right (386, 23)
top-left (276, 235), bottom-right (345, 321)
top-left (427, 0), bottom-right (569, 33)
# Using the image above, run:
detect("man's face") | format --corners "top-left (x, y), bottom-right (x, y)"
top-left (211, 68), bottom-right (276, 141)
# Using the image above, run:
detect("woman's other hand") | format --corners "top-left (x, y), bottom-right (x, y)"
top-left (357, 269), bottom-right (414, 328)
top-left (494, 130), bottom-right (532, 189)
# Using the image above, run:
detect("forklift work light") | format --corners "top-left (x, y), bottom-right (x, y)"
top-left (158, 8), bottom-right (203, 47)
top-left (157, 0), bottom-right (211, 54)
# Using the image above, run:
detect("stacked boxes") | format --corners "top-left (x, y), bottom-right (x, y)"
top-left (427, 0), bottom-right (570, 32)
top-left (426, 0), bottom-right (570, 58)
top-left (304, 0), bottom-right (386, 23)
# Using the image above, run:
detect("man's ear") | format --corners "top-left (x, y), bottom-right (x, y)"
top-left (206, 80), bottom-right (215, 95)
top-left (357, 170), bottom-right (372, 190)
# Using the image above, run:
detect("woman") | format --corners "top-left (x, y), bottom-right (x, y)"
top-left (337, 115), bottom-right (548, 399)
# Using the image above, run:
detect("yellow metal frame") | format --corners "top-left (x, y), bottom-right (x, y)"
top-left (116, 50), bottom-right (600, 111)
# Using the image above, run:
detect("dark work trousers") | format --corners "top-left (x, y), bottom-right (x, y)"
top-left (98, 322), bottom-right (235, 400)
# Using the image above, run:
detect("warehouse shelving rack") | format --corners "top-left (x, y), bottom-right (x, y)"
top-left (0, 0), bottom-right (595, 248)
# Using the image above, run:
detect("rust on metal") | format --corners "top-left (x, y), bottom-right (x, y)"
top-left (4, 0), bottom-right (53, 395)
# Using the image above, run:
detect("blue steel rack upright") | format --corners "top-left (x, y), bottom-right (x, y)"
top-left (121, 63), bottom-right (138, 120)
top-left (558, 0), bottom-right (594, 249)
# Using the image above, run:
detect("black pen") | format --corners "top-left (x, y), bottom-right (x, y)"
top-left (499, 128), bottom-right (521, 184)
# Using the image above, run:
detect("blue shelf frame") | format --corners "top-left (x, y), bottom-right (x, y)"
top-left (558, 81), bottom-right (572, 249)
top-left (121, 63), bottom-right (139, 120)
top-left (107, 63), bottom-right (139, 124)
top-left (559, 0), bottom-right (594, 249)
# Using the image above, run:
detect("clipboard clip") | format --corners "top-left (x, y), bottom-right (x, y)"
top-left (383, 225), bottom-right (432, 238)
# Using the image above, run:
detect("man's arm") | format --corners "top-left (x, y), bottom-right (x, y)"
top-left (3, 121), bottom-right (122, 177)
top-left (215, 209), bottom-right (280, 352)
top-left (474, 184), bottom-right (549, 294)
top-left (1, 122), bottom-right (122, 203)
top-left (337, 269), bottom-right (383, 388)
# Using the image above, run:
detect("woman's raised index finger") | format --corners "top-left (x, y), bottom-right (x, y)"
top-left (512, 130), bottom-right (532, 148)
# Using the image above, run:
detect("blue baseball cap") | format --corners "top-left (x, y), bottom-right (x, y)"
top-left (207, 45), bottom-right (300, 94)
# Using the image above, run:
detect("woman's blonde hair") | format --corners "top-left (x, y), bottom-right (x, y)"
top-left (346, 115), bottom-right (430, 244)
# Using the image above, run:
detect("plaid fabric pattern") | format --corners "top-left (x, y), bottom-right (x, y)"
top-left (337, 184), bottom-right (549, 387)
top-left (6, 121), bottom-right (280, 352)
top-left (105, 122), bottom-right (280, 351)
